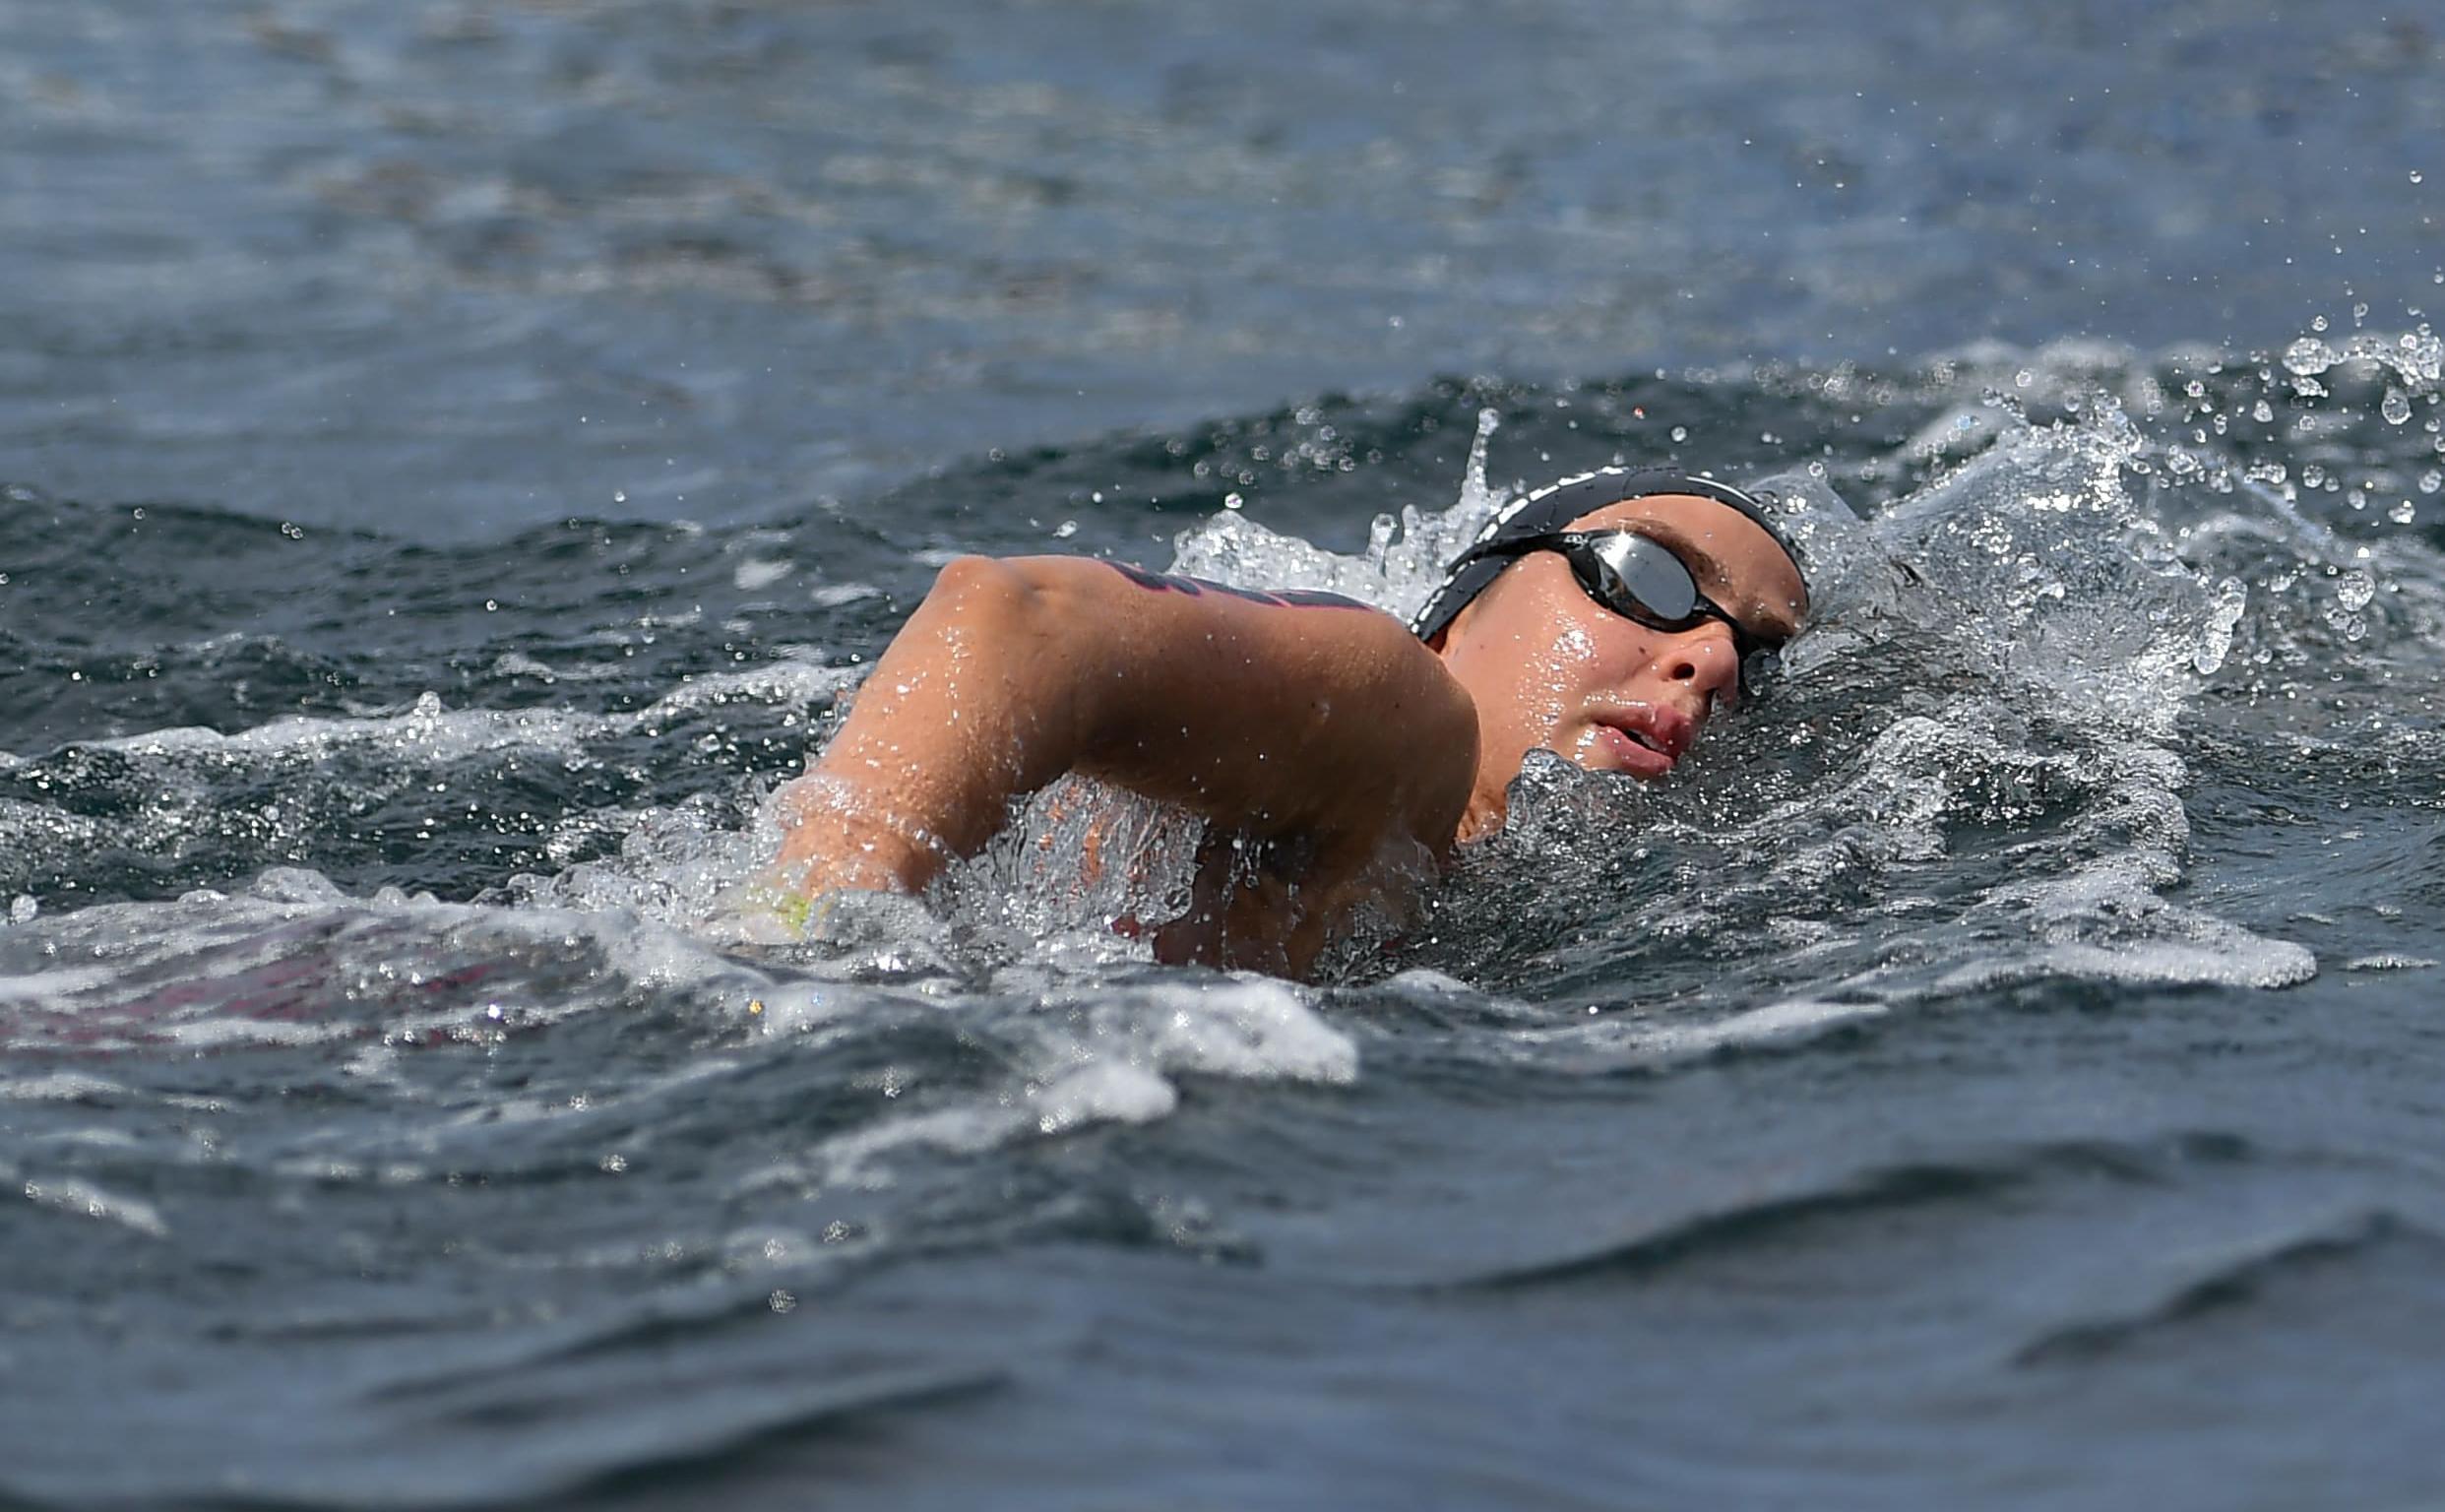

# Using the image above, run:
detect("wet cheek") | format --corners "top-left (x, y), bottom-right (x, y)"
top-left (1509, 627), bottom-right (1592, 738)
top-left (1538, 625), bottom-right (1602, 700)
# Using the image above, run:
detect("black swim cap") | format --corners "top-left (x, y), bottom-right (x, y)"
top-left (1408, 468), bottom-right (1808, 644)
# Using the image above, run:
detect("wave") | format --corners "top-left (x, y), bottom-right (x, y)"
top-left (4, 332), bottom-right (2445, 1508)
top-left (1436, 1132), bottom-right (2260, 1293)
top-left (2013, 1209), bottom-right (2441, 1367)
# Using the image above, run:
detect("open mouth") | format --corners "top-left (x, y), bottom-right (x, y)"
top-left (1587, 704), bottom-right (1694, 775)
top-left (1589, 718), bottom-right (1677, 777)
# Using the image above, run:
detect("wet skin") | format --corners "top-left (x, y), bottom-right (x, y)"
top-left (1431, 492), bottom-right (1809, 839)
top-left (774, 491), bottom-right (1806, 974)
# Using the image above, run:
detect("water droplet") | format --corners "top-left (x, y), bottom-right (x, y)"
top-left (2312, 314), bottom-right (2331, 332)
top-left (2336, 569), bottom-right (2377, 610)
top-left (8, 895), bottom-right (34, 924)
top-left (1669, 425), bottom-right (1689, 443)
top-left (2414, 170), bottom-right (2426, 184)
top-left (2391, 499), bottom-right (2417, 524)
top-left (2283, 337), bottom-right (2335, 376)
top-left (2253, 399), bottom-right (2276, 423)
top-left (2384, 387), bottom-right (2414, 424)
top-left (2421, 469), bottom-right (2442, 494)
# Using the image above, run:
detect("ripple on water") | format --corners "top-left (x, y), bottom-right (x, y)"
top-left (6, 337), bottom-right (2445, 1504)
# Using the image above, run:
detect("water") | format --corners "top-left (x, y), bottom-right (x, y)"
top-left (9, 2), bottom-right (2445, 1507)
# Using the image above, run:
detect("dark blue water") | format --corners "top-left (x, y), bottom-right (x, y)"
top-left (8, 2), bottom-right (2445, 1507)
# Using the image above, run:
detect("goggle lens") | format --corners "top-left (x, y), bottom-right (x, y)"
top-left (1456, 529), bottom-right (1786, 695)
top-left (1576, 534), bottom-right (1704, 626)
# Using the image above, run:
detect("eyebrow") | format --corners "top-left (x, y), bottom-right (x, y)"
top-left (1624, 523), bottom-right (1805, 641)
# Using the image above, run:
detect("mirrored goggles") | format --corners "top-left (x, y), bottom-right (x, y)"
top-left (1450, 529), bottom-right (1787, 689)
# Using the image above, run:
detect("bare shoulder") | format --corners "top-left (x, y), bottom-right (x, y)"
top-left (1071, 561), bottom-right (1477, 850)
top-left (952, 554), bottom-right (1479, 854)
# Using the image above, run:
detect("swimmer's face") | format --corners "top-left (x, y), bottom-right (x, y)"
top-left (1434, 493), bottom-right (1807, 835)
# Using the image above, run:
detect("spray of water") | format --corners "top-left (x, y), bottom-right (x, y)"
top-left (15, 323), bottom-right (2441, 1107)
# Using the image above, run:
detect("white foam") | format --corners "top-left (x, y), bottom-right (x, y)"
top-left (809, 582), bottom-right (881, 607)
top-left (1127, 976), bottom-right (1359, 1085)
top-left (1033, 1061), bottom-right (1179, 1134)
top-left (2346, 954), bottom-right (2438, 972)
top-left (20, 1176), bottom-right (169, 1239)
top-left (45, 661), bottom-right (860, 773)
top-left (785, 971), bottom-right (1360, 1184)
top-left (0, 1071), bottom-right (126, 1102)
top-left (99, 693), bottom-right (581, 762)
top-left (33, 1126), bottom-right (141, 1152)
top-left (732, 558), bottom-right (794, 592)
top-left (643, 660), bottom-right (863, 719)
top-left (0, 967), bottom-right (116, 1004)
top-left (1631, 997), bottom-right (1891, 1057)
top-left (1378, 968), bottom-right (1484, 1001)
top-left (0, 880), bottom-right (788, 1058)
top-left (1934, 937), bottom-right (2318, 993)
top-left (162, 1016), bottom-right (357, 1049)
top-left (821, 1102), bottom-right (1027, 1181)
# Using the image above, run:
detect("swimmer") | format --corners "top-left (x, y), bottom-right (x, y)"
top-left (774, 468), bottom-right (1838, 976)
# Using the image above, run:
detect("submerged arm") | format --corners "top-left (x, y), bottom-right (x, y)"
top-left (775, 555), bottom-right (1477, 901)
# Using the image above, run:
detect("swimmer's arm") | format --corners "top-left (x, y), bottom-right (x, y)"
top-left (774, 554), bottom-right (1478, 894)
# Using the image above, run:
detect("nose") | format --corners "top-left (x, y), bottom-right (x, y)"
top-left (1661, 623), bottom-right (1742, 711)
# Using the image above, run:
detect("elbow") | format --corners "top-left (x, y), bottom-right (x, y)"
top-left (916, 555), bottom-right (1056, 648)
top-left (909, 554), bottom-right (1089, 756)
top-left (927, 554), bottom-right (1032, 613)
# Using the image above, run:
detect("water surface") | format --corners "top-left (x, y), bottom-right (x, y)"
top-left (6, 3), bottom-right (2445, 1508)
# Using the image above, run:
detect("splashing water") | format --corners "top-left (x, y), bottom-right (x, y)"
top-left (1170, 405), bottom-right (1515, 623)
top-left (11, 330), bottom-right (2445, 1505)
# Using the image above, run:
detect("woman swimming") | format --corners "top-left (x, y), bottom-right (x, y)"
top-left (774, 469), bottom-right (1839, 976)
